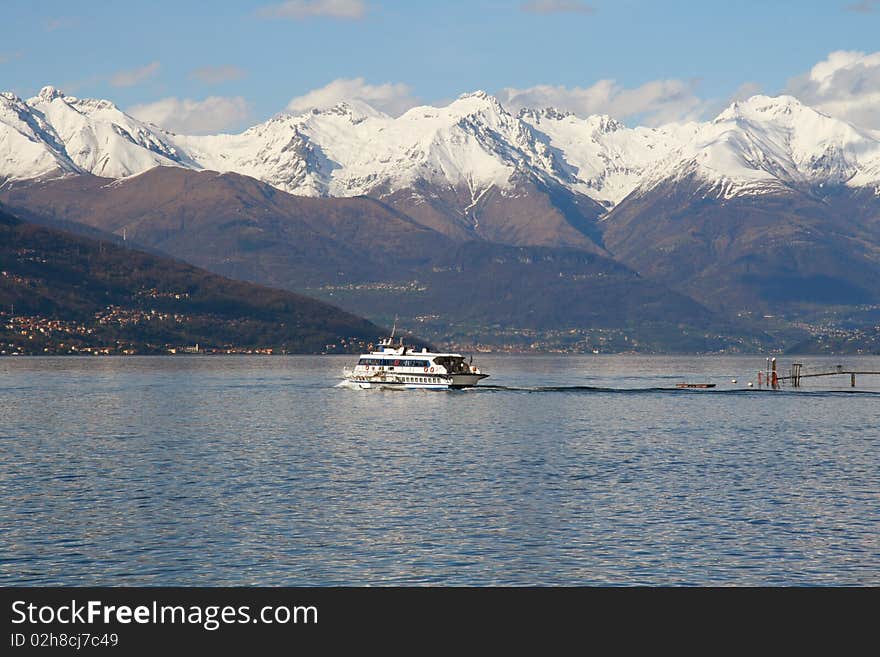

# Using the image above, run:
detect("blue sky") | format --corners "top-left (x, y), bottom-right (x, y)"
top-left (2, 0), bottom-right (879, 132)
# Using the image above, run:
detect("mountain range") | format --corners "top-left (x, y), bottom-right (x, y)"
top-left (5, 87), bottom-right (879, 210)
top-left (3, 86), bottom-right (879, 351)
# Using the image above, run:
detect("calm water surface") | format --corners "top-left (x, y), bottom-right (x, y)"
top-left (1, 355), bottom-right (878, 585)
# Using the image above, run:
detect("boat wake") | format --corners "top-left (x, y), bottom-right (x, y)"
top-left (335, 381), bottom-right (880, 397)
top-left (335, 380), bottom-right (365, 390)
top-left (477, 384), bottom-right (729, 393)
top-left (473, 384), bottom-right (880, 396)
top-left (335, 380), bottom-right (880, 396)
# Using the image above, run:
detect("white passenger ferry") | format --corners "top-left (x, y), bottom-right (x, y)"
top-left (342, 333), bottom-right (488, 390)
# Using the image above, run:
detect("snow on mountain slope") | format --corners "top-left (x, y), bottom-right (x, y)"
top-left (517, 108), bottom-right (697, 206)
top-left (173, 99), bottom-right (386, 197)
top-left (1, 86), bottom-right (188, 183)
top-left (175, 91), bottom-right (570, 202)
top-left (26, 86), bottom-right (189, 178)
top-left (1, 91), bottom-right (79, 182)
top-left (163, 92), bottom-right (880, 206)
top-left (3, 86), bottom-right (880, 209)
top-left (632, 95), bottom-right (880, 199)
top-left (366, 91), bottom-right (567, 195)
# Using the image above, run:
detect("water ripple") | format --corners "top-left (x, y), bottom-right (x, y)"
top-left (1, 354), bottom-right (878, 585)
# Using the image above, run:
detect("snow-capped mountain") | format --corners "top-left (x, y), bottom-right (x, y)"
top-left (176, 91), bottom-right (570, 197)
top-left (6, 88), bottom-right (880, 327)
top-left (1, 90), bottom-right (79, 181)
top-left (517, 108), bottom-right (697, 206)
top-left (599, 95), bottom-right (880, 315)
top-left (3, 87), bottom-right (880, 210)
top-left (1, 86), bottom-right (187, 183)
top-left (173, 90), bottom-right (607, 247)
top-left (629, 95), bottom-right (880, 201)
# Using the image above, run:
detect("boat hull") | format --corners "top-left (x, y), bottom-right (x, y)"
top-left (342, 372), bottom-right (488, 390)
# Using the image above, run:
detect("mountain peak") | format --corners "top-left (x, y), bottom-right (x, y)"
top-left (36, 86), bottom-right (66, 102)
top-left (26, 88), bottom-right (122, 114)
top-left (742, 94), bottom-right (803, 109)
top-left (439, 91), bottom-right (511, 123)
top-left (452, 90), bottom-right (506, 110)
top-left (716, 94), bottom-right (812, 124)
top-left (458, 90), bottom-right (493, 101)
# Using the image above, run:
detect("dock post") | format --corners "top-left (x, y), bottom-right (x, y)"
top-left (852, 373), bottom-right (856, 387)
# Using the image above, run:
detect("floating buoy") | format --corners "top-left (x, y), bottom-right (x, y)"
top-left (731, 378), bottom-right (737, 384)
top-left (747, 382), bottom-right (753, 387)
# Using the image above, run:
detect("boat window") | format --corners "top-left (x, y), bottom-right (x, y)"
top-left (359, 358), bottom-right (430, 368)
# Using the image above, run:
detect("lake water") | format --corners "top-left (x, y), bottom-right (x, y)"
top-left (1, 355), bottom-right (878, 586)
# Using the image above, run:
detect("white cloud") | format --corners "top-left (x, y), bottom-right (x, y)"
top-left (498, 78), bottom-right (706, 126)
top-left (258, 0), bottom-right (366, 20)
top-left (110, 61), bottom-right (160, 88)
top-left (785, 50), bottom-right (880, 130)
top-left (287, 77), bottom-right (419, 116)
top-left (191, 65), bottom-right (247, 84)
top-left (128, 96), bottom-right (252, 135)
top-left (520, 1), bottom-right (596, 14)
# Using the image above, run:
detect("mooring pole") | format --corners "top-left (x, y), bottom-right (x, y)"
top-left (852, 373), bottom-right (856, 387)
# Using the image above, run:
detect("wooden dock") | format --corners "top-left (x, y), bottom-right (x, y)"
top-left (776, 363), bottom-right (880, 387)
